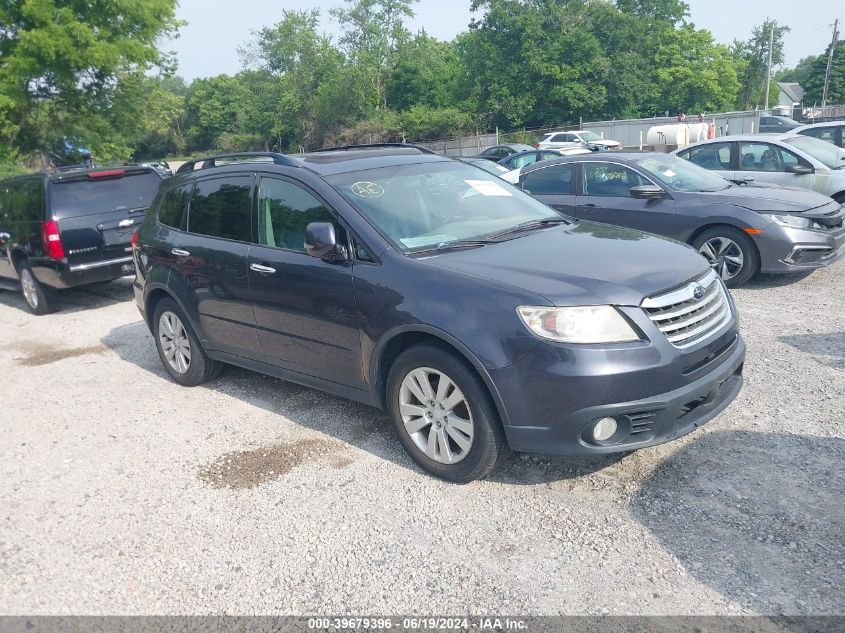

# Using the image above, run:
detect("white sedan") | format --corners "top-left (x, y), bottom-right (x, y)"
top-left (537, 130), bottom-right (622, 151)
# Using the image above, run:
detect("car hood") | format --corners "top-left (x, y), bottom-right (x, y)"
top-left (687, 184), bottom-right (838, 214)
top-left (420, 222), bottom-right (709, 307)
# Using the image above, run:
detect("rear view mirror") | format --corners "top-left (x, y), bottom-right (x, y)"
top-left (785, 164), bottom-right (814, 175)
top-left (629, 185), bottom-right (665, 200)
top-left (305, 222), bottom-right (348, 262)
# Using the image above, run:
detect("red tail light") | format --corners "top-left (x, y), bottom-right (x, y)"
top-left (534, 143), bottom-right (539, 148)
top-left (42, 220), bottom-right (65, 259)
top-left (88, 169), bottom-right (125, 179)
top-left (130, 229), bottom-right (139, 251)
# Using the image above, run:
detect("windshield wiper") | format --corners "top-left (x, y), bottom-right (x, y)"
top-left (487, 217), bottom-right (568, 240)
top-left (410, 239), bottom-right (496, 255)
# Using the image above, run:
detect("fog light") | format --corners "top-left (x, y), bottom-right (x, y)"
top-left (593, 417), bottom-right (618, 442)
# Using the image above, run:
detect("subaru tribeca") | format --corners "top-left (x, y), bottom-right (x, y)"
top-left (132, 146), bottom-right (745, 483)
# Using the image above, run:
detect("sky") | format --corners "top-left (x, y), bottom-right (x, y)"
top-left (165, 0), bottom-right (840, 80)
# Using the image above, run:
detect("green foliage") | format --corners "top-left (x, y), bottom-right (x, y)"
top-left (732, 19), bottom-right (790, 109)
top-left (0, 0), bottom-right (181, 162)
top-left (800, 41), bottom-right (845, 104)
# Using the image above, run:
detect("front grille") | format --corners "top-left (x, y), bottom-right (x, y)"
top-left (642, 270), bottom-right (732, 349)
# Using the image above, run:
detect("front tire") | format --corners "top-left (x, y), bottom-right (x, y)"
top-left (386, 344), bottom-right (510, 483)
top-left (692, 226), bottom-right (759, 288)
top-left (152, 298), bottom-right (221, 386)
top-left (19, 261), bottom-right (57, 315)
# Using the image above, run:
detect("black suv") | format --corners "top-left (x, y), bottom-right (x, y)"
top-left (0, 165), bottom-right (163, 314)
top-left (134, 147), bottom-right (745, 482)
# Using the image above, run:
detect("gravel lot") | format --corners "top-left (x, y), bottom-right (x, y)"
top-left (0, 262), bottom-right (843, 616)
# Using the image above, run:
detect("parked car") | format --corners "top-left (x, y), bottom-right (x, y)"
top-left (133, 146), bottom-right (745, 482)
top-left (475, 143), bottom-right (536, 162)
top-left (0, 165), bottom-right (163, 314)
top-left (460, 157), bottom-right (511, 177)
top-left (500, 148), bottom-right (595, 184)
top-left (758, 115), bottom-right (801, 134)
top-left (497, 149), bottom-right (568, 171)
top-left (514, 153), bottom-right (845, 287)
top-left (537, 130), bottom-right (622, 151)
top-left (793, 121), bottom-right (845, 148)
top-left (674, 134), bottom-right (845, 203)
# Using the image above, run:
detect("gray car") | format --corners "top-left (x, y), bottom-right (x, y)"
top-left (673, 134), bottom-right (845, 203)
top-left (515, 152), bottom-right (845, 287)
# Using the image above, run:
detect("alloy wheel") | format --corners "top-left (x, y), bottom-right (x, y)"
top-left (158, 311), bottom-right (192, 374)
top-left (399, 367), bottom-right (474, 464)
top-left (698, 237), bottom-right (744, 281)
top-left (20, 269), bottom-right (38, 309)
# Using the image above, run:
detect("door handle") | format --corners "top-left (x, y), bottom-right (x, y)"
top-left (582, 203), bottom-right (599, 208)
top-left (171, 248), bottom-right (190, 257)
top-left (250, 263), bottom-right (277, 274)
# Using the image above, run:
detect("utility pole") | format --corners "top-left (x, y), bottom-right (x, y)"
top-left (822, 19), bottom-right (839, 107)
top-left (764, 24), bottom-right (774, 111)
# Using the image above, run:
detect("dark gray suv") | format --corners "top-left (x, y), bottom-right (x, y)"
top-left (133, 146), bottom-right (745, 482)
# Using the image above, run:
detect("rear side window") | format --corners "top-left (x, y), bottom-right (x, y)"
top-left (188, 176), bottom-right (252, 242)
top-left (799, 127), bottom-right (837, 143)
top-left (50, 170), bottom-right (161, 219)
top-left (685, 143), bottom-right (732, 170)
top-left (157, 184), bottom-right (192, 230)
top-left (257, 177), bottom-right (343, 252)
top-left (3, 178), bottom-right (46, 223)
top-left (521, 164), bottom-right (574, 195)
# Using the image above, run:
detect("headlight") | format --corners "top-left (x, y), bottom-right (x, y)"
top-left (762, 214), bottom-right (823, 230)
top-left (517, 305), bottom-right (639, 344)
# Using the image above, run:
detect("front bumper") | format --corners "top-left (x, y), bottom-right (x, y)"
top-left (756, 222), bottom-right (845, 273)
top-left (492, 304), bottom-right (745, 455)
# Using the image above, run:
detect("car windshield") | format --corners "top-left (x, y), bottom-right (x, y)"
top-left (580, 132), bottom-right (601, 142)
top-left (784, 135), bottom-right (845, 169)
top-left (328, 161), bottom-right (564, 252)
top-left (635, 154), bottom-right (731, 192)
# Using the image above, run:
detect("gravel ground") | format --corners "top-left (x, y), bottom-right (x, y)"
top-left (0, 262), bottom-right (843, 616)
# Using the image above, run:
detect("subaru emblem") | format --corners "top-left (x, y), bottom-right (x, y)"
top-left (693, 285), bottom-right (705, 300)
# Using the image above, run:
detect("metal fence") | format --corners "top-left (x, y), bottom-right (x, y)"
top-left (415, 110), bottom-right (776, 155)
top-left (416, 133), bottom-right (499, 157)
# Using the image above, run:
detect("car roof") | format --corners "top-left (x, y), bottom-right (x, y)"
top-left (520, 151), bottom-right (658, 174)
top-left (172, 146), bottom-right (452, 180)
top-left (794, 121), bottom-right (842, 130)
top-left (1, 164), bottom-right (156, 184)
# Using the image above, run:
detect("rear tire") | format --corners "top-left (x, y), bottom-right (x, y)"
top-left (152, 298), bottom-right (221, 386)
top-left (691, 226), bottom-right (759, 288)
top-left (386, 344), bottom-right (510, 483)
top-left (19, 261), bottom-right (57, 315)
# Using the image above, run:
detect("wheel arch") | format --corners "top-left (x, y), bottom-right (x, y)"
top-left (369, 325), bottom-right (512, 427)
top-left (688, 222), bottom-right (762, 259)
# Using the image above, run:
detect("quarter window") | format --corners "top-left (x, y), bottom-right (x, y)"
top-left (521, 164), bottom-right (574, 195)
top-left (583, 163), bottom-right (648, 196)
top-left (157, 184), bottom-right (192, 230)
top-left (188, 177), bottom-right (252, 242)
top-left (257, 178), bottom-right (343, 252)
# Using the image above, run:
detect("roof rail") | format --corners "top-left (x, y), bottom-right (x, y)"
top-left (313, 143), bottom-right (436, 155)
top-left (175, 152), bottom-right (300, 175)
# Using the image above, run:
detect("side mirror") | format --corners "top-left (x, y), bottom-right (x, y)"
top-left (785, 164), bottom-right (814, 175)
top-left (630, 185), bottom-right (665, 200)
top-left (305, 222), bottom-right (347, 262)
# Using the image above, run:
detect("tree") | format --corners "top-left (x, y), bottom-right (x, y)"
top-left (386, 33), bottom-right (462, 111)
top-left (330, 0), bottom-right (418, 110)
top-left (786, 41), bottom-right (845, 105)
top-left (0, 0), bottom-right (180, 161)
top-left (732, 19), bottom-right (790, 109)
